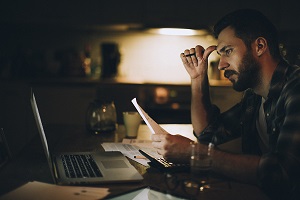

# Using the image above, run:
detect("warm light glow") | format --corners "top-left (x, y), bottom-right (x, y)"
top-left (148, 28), bottom-right (208, 36)
top-left (93, 31), bottom-right (217, 83)
top-left (154, 87), bottom-right (169, 104)
top-left (159, 28), bottom-right (197, 36)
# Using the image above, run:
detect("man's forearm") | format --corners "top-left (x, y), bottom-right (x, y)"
top-left (190, 76), bottom-right (214, 134)
top-left (212, 148), bottom-right (260, 184)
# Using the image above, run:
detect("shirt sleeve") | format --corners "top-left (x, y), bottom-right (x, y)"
top-left (197, 91), bottom-right (250, 145)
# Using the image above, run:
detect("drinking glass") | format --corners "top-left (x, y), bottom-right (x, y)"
top-left (123, 111), bottom-right (141, 138)
top-left (190, 142), bottom-right (213, 191)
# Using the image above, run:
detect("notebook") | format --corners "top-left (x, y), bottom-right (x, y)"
top-left (30, 91), bottom-right (143, 185)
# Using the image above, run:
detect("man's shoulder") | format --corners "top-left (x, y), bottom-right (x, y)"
top-left (287, 64), bottom-right (300, 77)
top-left (285, 64), bottom-right (300, 86)
top-left (281, 59), bottom-right (300, 76)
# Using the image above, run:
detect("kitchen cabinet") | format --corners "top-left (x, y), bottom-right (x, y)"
top-left (31, 81), bottom-right (145, 125)
top-left (30, 80), bottom-right (242, 125)
top-left (32, 85), bottom-right (98, 125)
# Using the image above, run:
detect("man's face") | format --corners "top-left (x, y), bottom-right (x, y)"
top-left (216, 27), bottom-right (261, 92)
top-left (233, 50), bottom-right (261, 91)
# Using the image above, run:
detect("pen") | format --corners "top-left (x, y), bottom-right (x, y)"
top-left (185, 50), bottom-right (205, 57)
top-left (185, 53), bottom-right (196, 57)
top-left (134, 155), bottom-right (147, 159)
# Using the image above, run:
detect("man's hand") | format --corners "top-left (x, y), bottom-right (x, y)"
top-left (180, 45), bottom-right (217, 80)
top-left (151, 133), bottom-right (193, 163)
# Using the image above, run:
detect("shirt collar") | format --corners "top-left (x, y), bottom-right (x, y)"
top-left (267, 59), bottom-right (289, 99)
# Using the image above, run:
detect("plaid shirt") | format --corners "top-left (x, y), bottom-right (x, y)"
top-left (197, 60), bottom-right (300, 199)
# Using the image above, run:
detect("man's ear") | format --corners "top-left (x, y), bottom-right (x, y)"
top-left (255, 37), bottom-right (267, 57)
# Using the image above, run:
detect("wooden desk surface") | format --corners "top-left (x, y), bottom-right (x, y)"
top-left (0, 124), bottom-right (269, 199)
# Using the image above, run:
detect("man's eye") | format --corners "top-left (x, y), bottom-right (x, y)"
top-left (225, 49), bottom-right (233, 56)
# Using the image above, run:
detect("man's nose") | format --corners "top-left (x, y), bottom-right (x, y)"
top-left (218, 57), bottom-right (229, 70)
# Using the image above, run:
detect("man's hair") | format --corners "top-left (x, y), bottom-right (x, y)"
top-left (213, 9), bottom-right (281, 58)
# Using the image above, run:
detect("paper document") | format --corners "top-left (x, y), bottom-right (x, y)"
top-left (0, 181), bottom-right (109, 200)
top-left (122, 138), bottom-right (153, 149)
top-left (101, 142), bottom-right (149, 166)
top-left (122, 139), bottom-right (162, 159)
top-left (131, 98), bottom-right (168, 134)
top-left (108, 187), bottom-right (184, 200)
top-left (101, 140), bottom-right (162, 167)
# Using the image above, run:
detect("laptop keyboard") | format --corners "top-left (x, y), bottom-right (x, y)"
top-left (61, 154), bottom-right (103, 178)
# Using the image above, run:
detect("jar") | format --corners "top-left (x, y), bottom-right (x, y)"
top-left (86, 100), bottom-right (117, 134)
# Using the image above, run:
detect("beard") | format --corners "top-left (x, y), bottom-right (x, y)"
top-left (225, 51), bottom-right (261, 92)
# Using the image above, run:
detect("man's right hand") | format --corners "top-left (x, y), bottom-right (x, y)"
top-left (151, 133), bottom-right (193, 163)
top-left (180, 45), bottom-right (217, 80)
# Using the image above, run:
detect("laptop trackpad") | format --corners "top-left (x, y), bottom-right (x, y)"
top-left (101, 160), bottom-right (128, 169)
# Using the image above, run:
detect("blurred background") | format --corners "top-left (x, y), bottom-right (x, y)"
top-left (0, 0), bottom-right (299, 81)
top-left (0, 0), bottom-right (299, 156)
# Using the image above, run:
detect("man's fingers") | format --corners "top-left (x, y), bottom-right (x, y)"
top-left (195, 45), bottom-right (205, 58)
top-left (151, 133), bottom-right (165, 142)
top-left (202, 45), bottom-right (217, 60)
top-left (181, 45), bottom-right (216, 64)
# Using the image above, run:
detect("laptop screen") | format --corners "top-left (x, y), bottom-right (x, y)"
top-left (30, 91), bottom-right (56, 181)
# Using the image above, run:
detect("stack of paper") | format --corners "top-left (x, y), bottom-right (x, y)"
top-left (0, 181), bottom-right (110, 200)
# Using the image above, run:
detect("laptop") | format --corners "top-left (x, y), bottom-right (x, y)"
top-left (30, 91), bottom-right (143, 185)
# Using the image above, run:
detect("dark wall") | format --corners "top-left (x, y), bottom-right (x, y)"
top-left (0, 82), bottom-right (37, 157)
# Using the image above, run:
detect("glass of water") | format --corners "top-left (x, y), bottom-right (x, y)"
top-left (190, 142), bottom-right (213, 191)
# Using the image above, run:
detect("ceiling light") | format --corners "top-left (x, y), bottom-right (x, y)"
top-left (147, 28), bottom-right (209, 36)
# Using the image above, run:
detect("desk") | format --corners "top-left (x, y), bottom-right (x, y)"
top-left (0, 124), bottom-right (269, 199)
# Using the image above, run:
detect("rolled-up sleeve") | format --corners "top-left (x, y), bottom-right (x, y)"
top-left (197, 101), bottom-right (245, 145)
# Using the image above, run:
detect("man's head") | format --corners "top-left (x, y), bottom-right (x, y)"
top-left (214, 9), bottom-right (280, 59)
top-left (214, 9), bottom-right (281, 92)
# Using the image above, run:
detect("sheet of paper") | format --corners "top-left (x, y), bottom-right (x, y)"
top-left (121, 139), bottom-right (163, 159)
top-left (131, 98), bottom-right (169, 134)
top-left (101, 143), bottom-right (150, 166)
top-left (108, 187), bottom-right (184, 200)
top-left (0, 181), bottom-right (110, 200)
top-left (122, 138), bottom-right (153, 149)
top-left (101, 140), bottom-right (163, 166)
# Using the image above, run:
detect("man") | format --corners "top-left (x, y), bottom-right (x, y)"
top-left (152, 9), bottom-right (300, 199)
